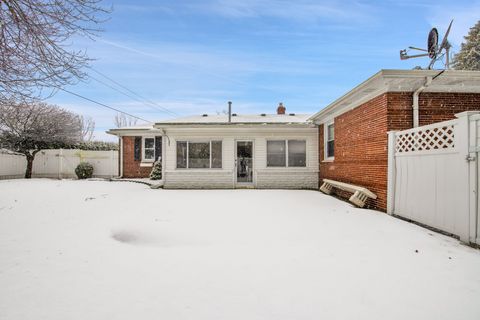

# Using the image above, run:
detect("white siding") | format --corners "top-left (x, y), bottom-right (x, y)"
top-left (162, 126), bottom-right (318, 189)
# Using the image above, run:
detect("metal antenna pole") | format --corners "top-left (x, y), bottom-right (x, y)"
top-left (445, 46), bottom-right (450, 69)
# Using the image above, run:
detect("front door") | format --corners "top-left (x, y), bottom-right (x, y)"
top-left (235, 141), bottom-right (253, 186)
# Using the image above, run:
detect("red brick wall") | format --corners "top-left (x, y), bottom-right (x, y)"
top-left (319, 94), bottom-right (389, 209)
top-left (319, 92), bottom-right (480, 211)
top-left (122, 136), bottom-right (152, 178)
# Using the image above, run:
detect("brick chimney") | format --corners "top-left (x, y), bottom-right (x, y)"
top-left (277, 102), bottom-right (286, 115)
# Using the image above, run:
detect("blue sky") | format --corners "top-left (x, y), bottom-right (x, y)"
top-left (46, 0), bottom-right (480, 141)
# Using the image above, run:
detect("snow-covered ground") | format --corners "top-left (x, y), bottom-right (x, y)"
top-left (1, 179), bottom-right (479, 320)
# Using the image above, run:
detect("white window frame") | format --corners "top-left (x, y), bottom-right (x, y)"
top-left (266, 139), bottom-right (307, 168)
top-left (176, 140), bottom-right (223, 169)
top-left (142, 136), bottom-right (156, 162)
top-left (324, 121), bottom-right (335, 161)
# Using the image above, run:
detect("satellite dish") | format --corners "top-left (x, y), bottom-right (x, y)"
top-left (427, 28), bottom-right (438, 59)
top-left (438, 20), bottom-right (453, 52)
top-left (399, 19), bottom-right (453, 69)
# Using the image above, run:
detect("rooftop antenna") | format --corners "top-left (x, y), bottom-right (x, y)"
top-left (400, 19), bottom-right (453, 69)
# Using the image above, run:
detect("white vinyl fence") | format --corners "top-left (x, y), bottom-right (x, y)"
top-left (387, 111), bottom-right (480, 244)
top-left (0, 149), bottom-right (118, 179)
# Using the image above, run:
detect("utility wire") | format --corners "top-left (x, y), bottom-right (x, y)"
top-left (88, 67), bottom-right (178, 117)
top-left (87, 74), bottom-right (169, 116)
top-left (57, 87), bottom-right (152, 123)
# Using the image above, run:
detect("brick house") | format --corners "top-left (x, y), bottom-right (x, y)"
top-left (310, 69), bottom-right (480, 211)
top-left (108, 69), bottom-right (480, 211)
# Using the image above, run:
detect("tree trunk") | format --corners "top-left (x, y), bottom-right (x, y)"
top-left (25, 154), bottom-right (34, 179)
top-left (24, 150), bottom-right (40, 179)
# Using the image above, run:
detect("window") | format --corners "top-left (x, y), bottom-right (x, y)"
top-left (326, 123), bottom-right (334, 159)
top-left (211, 141), bottom-right (222, 168)
top-left (267, 140), bottom-right (306, 167)
top-left (288, 140), bottom-right (306, 167)
top-left (143, 137), bottom-right (155, 161)
top-left (189, 142), bottom-right (210, 168)
top-left (176, 141), bottom-right (187, 168)
top-left (176, 141), bottom-right (222, 169)
top-left (267, 140), bottom-right (286, 167)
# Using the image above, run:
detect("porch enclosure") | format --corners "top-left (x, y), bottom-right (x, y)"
top-left (387, 111), bottom-right (480, 244)
top-left (0, 149), bottom-right (118, 179)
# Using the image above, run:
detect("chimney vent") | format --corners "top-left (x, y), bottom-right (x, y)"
top-left (228, 101), bottom-right (232, 123)
top-left (202, 114), bottom-right (208, 117)
top-left (289, 113), bottom-right (295, 116)
top-left (277, 102), bottom-right (286, 115)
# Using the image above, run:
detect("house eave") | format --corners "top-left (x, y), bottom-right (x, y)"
top-left (309, 69), bottom-right (480, 124)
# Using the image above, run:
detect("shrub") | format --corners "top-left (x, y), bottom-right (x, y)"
top-left (150, 159), bottom-right (162, 180)
top-left (75, 162), bottom-right (94, 179)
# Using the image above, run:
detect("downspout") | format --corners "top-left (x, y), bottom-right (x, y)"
top-left (412, 70), bottom-right (445, 128)
top-left (160, 128), bottom-right (169, 184)
top-left (412, 76), bottom-right (432, 127)
top-left (119, 136), bottom-right (123, 178)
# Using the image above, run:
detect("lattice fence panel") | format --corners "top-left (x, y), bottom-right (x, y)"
top-left (396, 124), bottom-right (455, 153)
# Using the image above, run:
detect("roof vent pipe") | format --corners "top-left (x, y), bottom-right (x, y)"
top-left (412, 77), bottom-right (432, 127)
top-left (228, 101), bottom-right (232, 123)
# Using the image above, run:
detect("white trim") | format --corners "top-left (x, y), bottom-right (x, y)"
top-left (309, 69), bottom-right (480, 123)
top-left (142, 136), bottom-right (156, 162)
top-left (119, 136), bottom-right (123, 177)
top-left (175, 140), bottom-right (223, 170)
top-left (235, 140), bottom-right (255, 186)
top-left (324, 121), bottom-right (335, 161)
top-left (265, 139), bottom-right (307, 168)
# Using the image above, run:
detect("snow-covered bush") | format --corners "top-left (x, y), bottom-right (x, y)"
top-left (75, 162), bottom-right (94, 179)
top-left (150, 159), bottom-right (162, 180)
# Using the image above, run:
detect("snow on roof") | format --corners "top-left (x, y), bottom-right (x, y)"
top-left (109, 124), bottom-right (154, 131)
top-left (155, 113), bottom-right (312, 125)
top-left (309, 69), bottom-right (480, 121)
top-left (106, 114), bottom-right (313, 135)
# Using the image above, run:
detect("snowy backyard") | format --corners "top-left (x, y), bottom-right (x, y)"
top-left (1, 179), bottom-right (480, 320)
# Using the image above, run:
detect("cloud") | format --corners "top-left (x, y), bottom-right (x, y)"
top-left (427, 2), bottom-right (480, 46)
top-left (190, 0), bottom-right (373, 24)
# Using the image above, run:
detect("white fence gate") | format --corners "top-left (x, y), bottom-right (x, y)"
top-left (0, 149), bottom-right (118, 179)
top-left (387, 111), bottom-right (479, 244)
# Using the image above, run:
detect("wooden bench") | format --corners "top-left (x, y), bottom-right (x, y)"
top-left (319, 179), bottom-right (377, 208)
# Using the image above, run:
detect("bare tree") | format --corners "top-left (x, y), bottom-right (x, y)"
top-left (114, 113), bottom-right (138, 128)
top-left (0, 0), bottom-right (110, 101)
top-left (80, 115), bottom-right (95, 141)
top-left (0, 99), bottom-right (83, 178)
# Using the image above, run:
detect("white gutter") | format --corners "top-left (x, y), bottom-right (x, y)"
top-left (412, 76), bottom-right (432, 127)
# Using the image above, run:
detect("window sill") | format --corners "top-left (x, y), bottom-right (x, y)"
top-left (322, 158), bottom-right (334, 163)
top-left (140, 162), bottom-right (154, 167)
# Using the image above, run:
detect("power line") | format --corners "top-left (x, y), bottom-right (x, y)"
top-left (57, 87), bottom-right (152, 123)
top-left (88, 67), bottom-right (179, 117)
top-left (88, 74), bottom-right (167, 115)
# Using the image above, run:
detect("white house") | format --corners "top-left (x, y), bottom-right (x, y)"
top-left (107, 104), bottom-right (319, 189)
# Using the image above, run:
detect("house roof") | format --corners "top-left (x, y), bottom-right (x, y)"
top-left (106, 113), bottom-right (313, 135)
top-left (154, 113), bottom-right (312, 126)
top-left (309, 69), bottom-right (480, 122)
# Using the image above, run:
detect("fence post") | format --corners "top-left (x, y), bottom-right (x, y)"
top-left (455, 111), bottom-right (480, 243)
top-left (58, 149), bottom-right (63, 179)
top-left (387, 131), bottom-right (397, 215)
